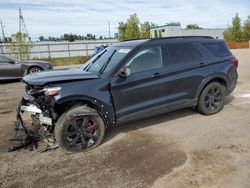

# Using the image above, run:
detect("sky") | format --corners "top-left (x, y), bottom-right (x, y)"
top-left (0, 0), bottom-right (249, 40)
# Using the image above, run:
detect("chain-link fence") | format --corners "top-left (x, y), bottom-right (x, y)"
top-left (0, 39), bottom-right (118, 59)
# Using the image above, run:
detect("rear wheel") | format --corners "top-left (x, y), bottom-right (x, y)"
top-left (197, 82), bottom-right (225, 115)
top-left (55, 105), bottom-right (105, 152)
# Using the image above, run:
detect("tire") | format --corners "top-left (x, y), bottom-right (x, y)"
top-left (55, 105), bottom-right (106, 152)
top-left (28, 67), bottom-right (42, 74)
top-left (197, 82), bottom-right (225, 115)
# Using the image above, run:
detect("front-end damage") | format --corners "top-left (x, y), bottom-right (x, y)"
top-left (9, 68), bottom-right (117, 152)
top-left (9, 85), bottom-right (60, 152)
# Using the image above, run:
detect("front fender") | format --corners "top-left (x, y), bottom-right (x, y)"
top-left (54, 95), bottom-right (116, 127)
top-left (20, 64), bottom-right (30, 76)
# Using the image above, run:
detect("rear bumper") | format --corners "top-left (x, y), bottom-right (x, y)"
top-left (226, 67), bottom-right (238, 95)
top-left (226, 78), bottom-right (237, 95)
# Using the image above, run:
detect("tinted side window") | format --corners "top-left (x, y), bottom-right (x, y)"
top-left (126, 46), bottom-right (162, 74)
top-left (201, 42), bottom-right (231, 58)
top-left (166, 43), bottom-right (202, 65)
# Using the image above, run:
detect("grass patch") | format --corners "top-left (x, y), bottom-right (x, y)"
top-left (42, 56), bottom-right (91, 67)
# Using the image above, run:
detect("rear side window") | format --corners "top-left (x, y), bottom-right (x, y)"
top-left (166, 43), bottom-right (202, 65)
top-left (201, 42), bottom-right (231, 58)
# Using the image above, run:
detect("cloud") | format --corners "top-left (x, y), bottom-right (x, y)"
top-left (0, 0), bottom-right (249, 39)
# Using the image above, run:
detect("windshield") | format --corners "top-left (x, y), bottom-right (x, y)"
top-left (82, 46), bottom-right (132, 75)
top-left (1, 55), bottom-right (18, 62)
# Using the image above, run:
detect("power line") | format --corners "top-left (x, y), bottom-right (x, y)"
top-left (108, 21), bottom-right (111, 39)
top-left (0, 19), bottom-right (6, 42)
top-left (19, 8), bottom-right (31, 41)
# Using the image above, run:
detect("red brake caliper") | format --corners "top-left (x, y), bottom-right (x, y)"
top-left (85, 119), bottom-right (95, 134)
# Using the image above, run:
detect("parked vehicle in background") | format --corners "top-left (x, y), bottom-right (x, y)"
top-left (15, 36), bottom-right (238, 152)
top-left (91, 45), bottom-right (108, 57)
top-left (0, 54), bottom-right (53, 81)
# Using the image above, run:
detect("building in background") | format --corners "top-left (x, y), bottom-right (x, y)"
top-left (150, 25), bottom-right (226, 39)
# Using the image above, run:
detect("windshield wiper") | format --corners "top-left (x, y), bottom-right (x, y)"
top-left (98, 49), bottom-right (116, 76)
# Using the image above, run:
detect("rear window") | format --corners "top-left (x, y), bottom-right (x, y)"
top-left (201, 42), bottom-right (231, 58)
top-left (166, 43), bottom-right (203, 65)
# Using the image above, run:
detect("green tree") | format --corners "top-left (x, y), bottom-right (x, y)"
top-left (125, 14), bottom-right (141, 40)
top-left (86, 33), bottom-right (96, 40)
top-left (7, 32), bottom-right (32, 59)
top-left (243, 15), bottom-right (250, 41)
top-left (118, 14), bottom-right (158, 41)
top-left (39, 36), bottom-right (45, 41)
top-left (68, 34), bottom-right (75, 42)
top-left (118, 21), bottom-right (127, 41)
top-left (63, 33), bottom-right (70, 41)
top-left (166, 21), bottom-right (181, 26)
top-left (223, 13), bottom-right (244, 42)
top-left (186, 24), bottom-right (202, 29)
top-left (140, 21), bottom-right (151, 39)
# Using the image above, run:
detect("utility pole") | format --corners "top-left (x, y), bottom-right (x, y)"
top-left (108, 21), bottom-right (111, 39)
top-left (0, 19), bottom-right (6, 42)
top-left (19, 8), bottom-right (31, 41)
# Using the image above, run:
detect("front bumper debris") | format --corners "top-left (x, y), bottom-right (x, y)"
top-left (20, 104), bottom-right (42, 114)
top-left (8, 113), bottom-right (39, 152)
top-left (8, 101), bottom-right (55, 152)
top-left (20, 104), bottom-right (52, 125)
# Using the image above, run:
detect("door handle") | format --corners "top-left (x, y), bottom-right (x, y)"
top-left (200, 62), bottom-right (205, 67)
top-left (152, 72), bottom-right (161, 78)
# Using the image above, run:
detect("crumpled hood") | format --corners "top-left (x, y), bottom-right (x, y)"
top-left (22, 68), bottom-right (99, 86)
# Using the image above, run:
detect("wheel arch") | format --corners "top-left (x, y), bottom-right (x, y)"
top-left (54, 96), bottom-right (116, 127)
top-left (194, 74), bottom-right (229, 104)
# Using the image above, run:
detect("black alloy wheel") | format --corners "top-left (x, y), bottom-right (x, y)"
top-left (197, 82), bottom-right (225, 115)
top-left (63, 116), bottom-right (99, 150)
top-left (55, 105), bottom-right (105, 152)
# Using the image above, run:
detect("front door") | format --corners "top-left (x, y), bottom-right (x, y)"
top-left (110, 46), bottom-right (168, 123)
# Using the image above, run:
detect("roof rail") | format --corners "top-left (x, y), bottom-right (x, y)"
top-left (150, 36), bottom-right (214, 40)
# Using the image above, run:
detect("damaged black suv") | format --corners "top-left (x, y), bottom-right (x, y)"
top-left (15, 36), bottom-right (238, 152)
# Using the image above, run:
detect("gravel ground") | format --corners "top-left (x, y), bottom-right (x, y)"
top-left (0, 49), bottom-right (249, 188)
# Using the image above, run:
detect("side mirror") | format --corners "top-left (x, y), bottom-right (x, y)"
top-left (118, 67), bottom-right (131, 78)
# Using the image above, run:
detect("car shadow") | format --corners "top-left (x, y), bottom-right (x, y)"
top-left (224, 94), bottom-right (235, 105)
top-left (0, 79), bottom-right (20, 84)
top-left (103, 95), bottom-right (235, 144)
top-left (103, 108), bottom-right (195, 144)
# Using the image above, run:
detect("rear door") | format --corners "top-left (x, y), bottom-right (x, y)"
top-left (110, 46), bottom-right (168, 122)
top-left (162, 42), bottom-right (211, 106)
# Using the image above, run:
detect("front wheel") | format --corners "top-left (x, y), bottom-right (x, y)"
top-left (55, 105), bottom-right (106, 152)
top-left (197, 82), bottom-right (225, 115)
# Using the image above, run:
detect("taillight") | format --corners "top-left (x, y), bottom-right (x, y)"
top-left (230, 58), bottom-right (238, 68)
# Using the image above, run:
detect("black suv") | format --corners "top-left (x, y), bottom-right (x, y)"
top-left (16, 36), bottom-right (238, 152)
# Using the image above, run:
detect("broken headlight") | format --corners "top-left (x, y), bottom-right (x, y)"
top-left (44, 87), bottom-right (61, 96)
top-left (27, 86), bottom-right (61, 96)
